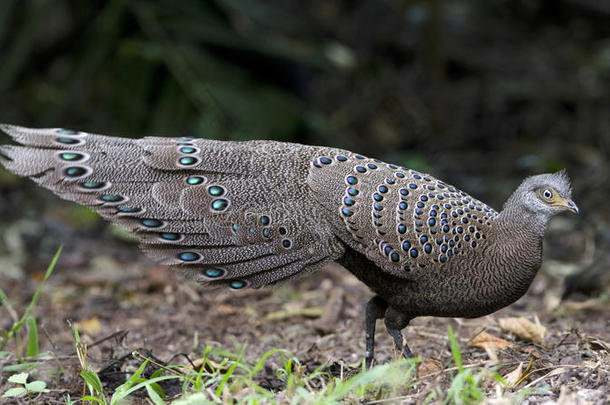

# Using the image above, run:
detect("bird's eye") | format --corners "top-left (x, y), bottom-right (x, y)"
top-left (542, 189), bottom-right (553, 200)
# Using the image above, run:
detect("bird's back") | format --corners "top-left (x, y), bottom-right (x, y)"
top-left (306, 152), bottom-right (499, 279)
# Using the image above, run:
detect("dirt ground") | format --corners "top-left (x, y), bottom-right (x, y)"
top-left (0, 199), bottom-right (608, 404)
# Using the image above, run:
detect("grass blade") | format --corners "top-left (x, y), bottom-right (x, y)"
top-left (25, 316), bottom-right (39, 357)
top-left (215, 344), bottom-right (245, 397)
top-left (0, 246), bottom-right (62, 351)
top-left (448, 325), bottom-right (463, 372)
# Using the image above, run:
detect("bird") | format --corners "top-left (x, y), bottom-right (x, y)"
top-left (0, 124), bottom-right (579, 368)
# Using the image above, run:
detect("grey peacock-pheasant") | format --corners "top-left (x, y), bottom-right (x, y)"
top-left (0, 125), bottom-right (579, 367)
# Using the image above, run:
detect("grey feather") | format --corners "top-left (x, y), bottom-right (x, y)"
top-left (0, 124), bottom-right (345, 289)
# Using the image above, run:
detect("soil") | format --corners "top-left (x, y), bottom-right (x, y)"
top-left (0, 185), bottom-right (608, 404)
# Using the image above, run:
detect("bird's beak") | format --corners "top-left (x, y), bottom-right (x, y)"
top-left (555, 197), bottom-right (579, 214)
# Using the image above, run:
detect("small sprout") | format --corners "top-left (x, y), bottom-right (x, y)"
top-left (2, 372), bottom-right (49, 399)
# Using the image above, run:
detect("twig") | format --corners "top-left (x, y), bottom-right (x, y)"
top-left (132, 349), bottom-right (186, 376)
top-left (414, 330), bottom-right (470, 343)
top-left (88, 330), bottom-right (129, 349)
top-left (365, 393), bottom-right (418, 404)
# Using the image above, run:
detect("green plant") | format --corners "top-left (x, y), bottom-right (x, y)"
top-left (0, 246), bottom-right (62, 352)
top-left (72, 324), bottom-right (179, 404)
top-left (2, 372), bottom-right (50, 404)
top-left (445, 325), bottom-right (485, 404)
top-left (0, 246), bottom-right (62, 379)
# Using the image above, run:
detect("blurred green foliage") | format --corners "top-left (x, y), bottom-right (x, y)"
top-left (0, 0), bottom-right (353, 140)
top-left (0, 0), bottom-right (608, 179)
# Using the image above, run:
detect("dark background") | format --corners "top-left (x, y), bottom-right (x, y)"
top-left (0, 0), bottom-right (608, 270)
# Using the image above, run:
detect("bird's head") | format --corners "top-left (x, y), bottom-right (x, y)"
top-left (507, 170), bottom-right (579, 220)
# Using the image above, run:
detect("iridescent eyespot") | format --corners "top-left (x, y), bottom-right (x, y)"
top-left (211, 199), bottom-right (229, 211)
top-left (64, 167), bottom-right (88, 177)
top-left (187, 176), bottom-right (206, 185)
top-left (230, 280), bottom-right (246, 289)
top-left (141, 219), bottom-right (163, 228)
top-left (100, 194), bottom-right (124, 202)
top-left (178, 252), bottom-right (200, 262)
top-left (207, 185), bottom-right (225, 197)
top-left (55, 137), bottom-right (81, 145)
top-left (160, 233), bottom-right (180, 241)
top-left (204, 268), bottom-right (224, 278)
top-left (56, 129), bottom-right (80, 135)
top-left (178, 157), bottom-right (198, 166)
top-left (59, 152), bottom-right (85, 161)
top-left (80, 181), bottom-right (106, 189)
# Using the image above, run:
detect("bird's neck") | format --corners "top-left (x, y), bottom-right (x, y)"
top-left (485, 203), bottom-right (547, 298)
top-left (497, 194), bottom-right (549, 239)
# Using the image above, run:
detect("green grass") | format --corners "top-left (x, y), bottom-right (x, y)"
top-left (446, 325), bottom-right (491, 404)
top-left (0, 246), bottom-right (62, 381)
top-left (0, 246), bottom-right (62, 353)
top-left (63, 337), bottom-right (419, 404)
top-left (1, 249), bottom-right (546, 404)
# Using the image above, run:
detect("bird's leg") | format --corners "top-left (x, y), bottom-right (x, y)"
top-left (384, 307), bottom-right (414, 360)
top-left (364, 295), bottom-right (388, 369)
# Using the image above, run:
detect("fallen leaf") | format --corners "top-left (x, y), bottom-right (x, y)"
top-left (498, 316), bottom-right (546, 345)
top-left (563, 299), bottom-right (607, 312)
top-left (216, 304), bottom-right (241, 315)
top-left (79, 317), bottom-right (101, 335)
top-left (264, 307), bottom-right (324, 321)
top-left (584, 335), bottom-right (609, 351)
top-left (502, 362), bottom-right (523, 387)
top-left (417, 357), bottom-right (443, 378)
top-left (523, 367), bottom-right (566, 389)
top-left (469, 330), bottom-right (512, 351)
top-left (521, 346), bottom-right (541, 358)
top-left (192, 357), bottom-right (225, 373)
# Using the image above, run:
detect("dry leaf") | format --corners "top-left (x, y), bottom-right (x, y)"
top-left (502, 357), bottom-right (533, 389)
top-left (498, 316), bottom-right (546, 345)
top-left (192, 357), bottom-right (225, 373)
top-left (563, 299), bottom-right (607, 312)
top-left (469, 330), bottom-right (512, 351)
top-left (264, 307), bottom-right (323, 321)
top-left (79, 317), bottom-right (101, 335)
top-left (523, 367), bottom-right (566, 389)
top-left (584, 335), bottom-right (609, 351)
top-left (521, 346), bottom-right (541, 358)
top-left (216, 304), bottom-right (241, 315)
top-left (502, 362), bottom-right (523, 387)
top-left (417, 357), bottom-right (443, 378)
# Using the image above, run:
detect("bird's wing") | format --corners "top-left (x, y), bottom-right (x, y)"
top-left (0, 125), bottom-right (345, 289)
top-left (307, 151), bottom-right (499, 279)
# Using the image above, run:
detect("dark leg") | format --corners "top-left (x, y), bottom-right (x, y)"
top-left (384, 307), bottom-right (414, 359)
top-left (364, 295), bottom-right (388, 369)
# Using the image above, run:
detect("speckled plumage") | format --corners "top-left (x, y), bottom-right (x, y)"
top-left (0, 124), bottom-right (578, 366)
